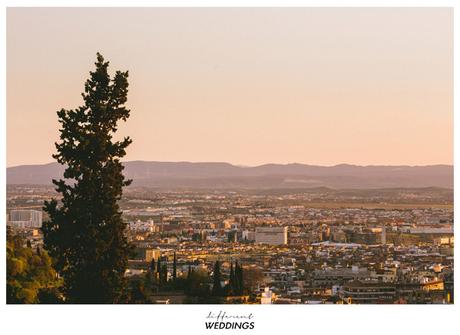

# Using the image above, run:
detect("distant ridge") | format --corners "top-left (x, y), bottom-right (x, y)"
top-left (6, 161), bottom-right (453, 189)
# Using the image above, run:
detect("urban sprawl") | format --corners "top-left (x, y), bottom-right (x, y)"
top-left (7, 185), bottom-right (454, 304)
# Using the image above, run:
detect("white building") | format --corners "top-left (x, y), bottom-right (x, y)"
top-left (129, 219), bottom-right (158, 232)
top-left (8, 209), bottom-right (42, 228)
top-left (255, 226), bottom-right (287, 245)
top-left (381, 226), bottom-right (386, 245)
top-left (408, 227), bottom-right (453, 234)
top-left (260, 287), bottom-right (274, 304)
top-left (242, 230), bottom-right (256, 241)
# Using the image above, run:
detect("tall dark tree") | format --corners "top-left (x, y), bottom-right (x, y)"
top-left (156, 257), bottom-right (162, 289)
top-left (238, 263), bottom-right (244, 295)
top-left (173, 252), bottom-right (177, 281)
top-left (145, 258), bottom-right (157, 293)
top-left (42, 53), bottom-right (132, 303)
top-left (242, 266), bottom-right (263, 293)
top-left (233, 261), bottom-right (239, 295)
top-left (212, 260), bottom-right (222, 296)
top-left (157, 257), bottom-right (162, 277)
top-left (161, 264), bottom-right (168, 285)
top-left (228, 261), bottom-right (235, 296)
top-left (150, 258), bottom-right (156, 273)
top-left (234, 261), bottom-right (244, 295)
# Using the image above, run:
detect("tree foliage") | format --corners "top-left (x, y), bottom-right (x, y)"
top-left (242, 266), bottom-right (263, 293)
top-left (127, 276), bottom-right (151, 304)
top-left (226, 261), bottom-right (244, 296)
top-left (7, 229), bottom-right (61, 304)
top-left (212, 260), bottom-right (223, 296)
top-left (42, 53), bottom-right (132, 303)
top-left (173, 252), bottom-right (177, 281)
top-left (185, 268), bottom-right (211, 297)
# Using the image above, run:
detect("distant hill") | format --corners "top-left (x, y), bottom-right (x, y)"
top-left (6, 161), bottom-right (453, 189)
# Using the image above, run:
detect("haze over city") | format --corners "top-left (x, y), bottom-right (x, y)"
top-left (7, 7), bottom-right (452, 167)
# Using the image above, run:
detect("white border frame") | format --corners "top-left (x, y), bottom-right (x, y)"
top-left (1, 2), bottom-right (458, 335)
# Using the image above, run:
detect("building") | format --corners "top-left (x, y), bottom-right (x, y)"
top-left (320, 224), bottom-right (331, 241)
top-left (312, 266), bottom-right (370, 287)
top-left (8, 209), bottom-right (43, 228)
top-left (341, 280), bottom-right (396, 304)
top-left (255, 227), bottom-right (288, 245)
top-left (242, 230), bottom-right (256, 241)
top-left (407, 227), bottom-right (453, 235)
top-left (221, 218), bottom-right (234, 229)
top-left (260, 287), bottom-right (274, 304)
top-left (381, 226), bottom-right (386, 245)
top-left (145, 249), bottom-right (161, 262)
top-left (434, 236), bottom-right (454, 245)
top-left (331, 229), bottom-right (347, 243)
top-left (134, 248), bottom-right (161, 262)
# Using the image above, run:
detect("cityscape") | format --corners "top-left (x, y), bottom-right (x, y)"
top-left (7, 183), bottom-right (454, 304)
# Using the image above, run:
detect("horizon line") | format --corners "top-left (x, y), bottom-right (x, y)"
top-left (6, 160), bottom-right (454, 169)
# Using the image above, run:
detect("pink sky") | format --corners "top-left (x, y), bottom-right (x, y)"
top-left (7, 8), bottom-right (453, 167)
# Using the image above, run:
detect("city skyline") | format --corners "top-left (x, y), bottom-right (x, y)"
top-left (7, 8), bottom-right (453, 167)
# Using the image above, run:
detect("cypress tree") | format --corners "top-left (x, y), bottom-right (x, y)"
top-left (161, 264), bottom-right (168, 285)
top-left (185, 265), bottom-right (193, 295)
top-left (239, 265), bottom-right (244, 294)
top-left (42, 53), bottom-right (132, 303)
top-left (212, 260), bottom-right (222, 296)
top-left (157, 257), bottom-right (162, 288)
top-left (157, 257), bottom-right (161, 276)
top-left (173, 252), bottom-right (177, 281)
top-left (234, 261), bottom-right (244, 295)
top-left (233, 261), bottom-right (240, 295)
top-left (229, 261), bottom-right (235, 296)
top-left (239, 263), bottom-right (244, 295)
top-left (150, 258), bottom-right (156, 273)
top-left (146, 258), bottom-right (156, 292)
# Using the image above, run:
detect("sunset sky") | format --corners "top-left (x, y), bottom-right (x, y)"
top-left (7, 8), bottom-right (453, 167)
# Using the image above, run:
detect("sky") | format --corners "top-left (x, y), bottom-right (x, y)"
top-left (7, 8), bottom-right (453, 167)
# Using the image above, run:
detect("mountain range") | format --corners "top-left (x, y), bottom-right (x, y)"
top-left (6, 161), bottom-right (453, 189)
